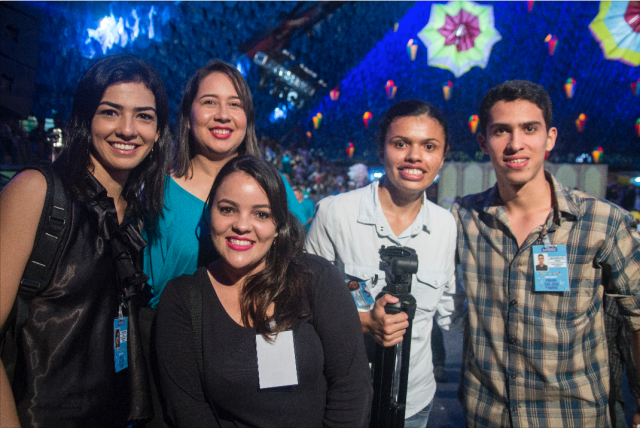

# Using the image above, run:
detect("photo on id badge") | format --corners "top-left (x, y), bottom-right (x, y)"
top-left (533, 244), bottom-right (569, 292)
top-left (346, 279), bottom-right (375, 308)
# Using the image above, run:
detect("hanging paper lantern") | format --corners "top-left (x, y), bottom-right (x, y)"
top-left (330, 86), bottom-right (340, 101)
top-left (635, 118), bottom-right (640, 137)
top-left (564, 78), bottom-right (576, 99)
top-left (544, 34), bottom-right (558, 55)
top-left (528, 1), bottom-right (534, 12)
top-left (406, 39), bottom-right (418, 61)
top-left (468, 115), bottom-right (479, 134)
top-left (592, 146), bottom-right (604, 163)
top-left (346, 142), bottom-right (355, 158)
top-left (306, 131), bottom-right (312, 140)
top-left (575, 113), bottom-right (587, 132)
top-left (363, 111), bottom-right (373, 129)
top-left (385, 80), bottom-right (397, 100)
top-left (632, 79), bottom-right (639, 96)
top-left (312, 112), bottom-right (323, 130)
top-left (443, 81), bottom-right (453, 101)
top-left (394, 22), bottom-right (399, 32)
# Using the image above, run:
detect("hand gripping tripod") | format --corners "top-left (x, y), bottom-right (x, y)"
top-left (370, 246), bottom-right (418, 428)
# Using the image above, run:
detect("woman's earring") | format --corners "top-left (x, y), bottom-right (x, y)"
top-left (272, 238), bottom-right (276, 246)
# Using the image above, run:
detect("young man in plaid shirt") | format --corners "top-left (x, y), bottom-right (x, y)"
top-left (451, 80), bottom-right (640, 427)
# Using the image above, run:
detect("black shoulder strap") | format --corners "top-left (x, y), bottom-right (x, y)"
top-left (18, 164), bottom-right (72, 300)
top-left (189, 278), bottom-right (229, 427)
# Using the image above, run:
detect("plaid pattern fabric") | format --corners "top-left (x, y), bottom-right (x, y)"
top-left (452, 172), bottom-right (640, 428)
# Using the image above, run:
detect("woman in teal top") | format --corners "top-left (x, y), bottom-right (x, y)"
top-left (142, 60), bottom-right (305, 308)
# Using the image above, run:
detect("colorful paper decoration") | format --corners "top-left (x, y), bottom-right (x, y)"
top-left (632, 79), bottom-right (639, 96)
top-left (443, 81), bottom-right (453, 100)
top-left (394, 22), bottom-right (399, 32)
top-left (527, 1), bottom-right (534, 12)
top-left (636, 118), bottom-right (640, 137)
top-left (418, 1), bottom-right (502, 78)
top-left (589, 1), bottom-right (640, 67)
top-left (363, 111), bottom-right (373, 129)
top-left (306, 131), bottom-right (312, 140)
top-left (468, 114), bottom-right (479, 134)
top-left (544, 34), bottom-right (558, 55)
top-left (385, 80), bottom-right (398, 100)
top-left (592, 146), bottom-right (604, 163)
top-left (312, 113), bottom-right (323, 130)
top-left (564, 78), bottom-right (576, 99)
top-left (330, 86), bottom-right (340, 101)
top-left (575, 113), bottom-right (587, 132)
top-left (346, 142), bottom-right (355, 158)
top-left (407, 39), bottom-right (418, 61)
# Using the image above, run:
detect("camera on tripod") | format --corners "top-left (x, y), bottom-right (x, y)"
top-left (371, 245), bottom-right (419, 428)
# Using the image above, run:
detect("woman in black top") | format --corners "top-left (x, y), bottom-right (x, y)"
top-left (156, 155), bottom-right (372, 427)
top-left (0, 54), bottom-right (171, 427)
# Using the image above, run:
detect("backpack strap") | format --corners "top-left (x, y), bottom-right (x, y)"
top-left (15, 165), bottom-right (72, 331)
top-left (189, 278), bottom-right (228, 427)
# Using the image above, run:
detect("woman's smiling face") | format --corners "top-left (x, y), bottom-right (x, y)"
top-left (210, 171), bottom-right (278, 279)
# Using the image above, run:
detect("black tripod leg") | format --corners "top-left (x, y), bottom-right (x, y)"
top-left (370, 343), bottom-right (397, 428)
top-left (391, 322), bottom-right (413, 428)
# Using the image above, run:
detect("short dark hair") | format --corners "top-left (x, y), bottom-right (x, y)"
top-left (378, 99), bottom-right (449, 157)
top-left (479, 80), bottom-right (553, 135)
top-left (205, 155), bottom-right (310, 340)
top-left (173, 60), bottom-right (260, 178)
top-left (56, 54), bottom-right (171, 225)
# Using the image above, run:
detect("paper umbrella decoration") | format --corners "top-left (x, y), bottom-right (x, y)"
top-left (443, 81), bottom-right (453, 100)
top-left (346, 142), bottom-right (355, 158)
top-left (592, 146), bottom-right (604, 163)
top-left (636, 118), bottom-right (640, 137)
top-left (363, 111), bottom-right (373, 129)
top-left (544, 34), bottom-right (558, 55)
top-left (418, 1), bottom-right (502, 78)
top-left (564, 78), bottom-right (576, 99)
top-left (576, 113), bottom-right (588, 132)
top-left (330, 86), bottom-right (340, 101)
top-left (306, 131), bottom-right (312, 140)
top-left (407, 39), bottom-right (418, 61)
top-left (312, 113), bottom-right (323, 130)
top-left (385, 80), bottom-right (398, 100)
top-left (632, 79), bottom-right (639, 96)
top-left (589, 1), bottom-right (640, 67)
top-left (468, 115), bottom-right (479, 133)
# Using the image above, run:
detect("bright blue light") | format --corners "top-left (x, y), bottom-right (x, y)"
top-left (236, 55), bottom-right (251, 78)
top-left (269, 105), bottom-right (288, 123)
top-left (633, 177), bottom-right (640, 185)
top-left (80, 5), bottom-right (169, 59)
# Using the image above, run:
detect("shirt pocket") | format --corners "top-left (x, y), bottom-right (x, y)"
top-left (344, 263), bottom-right (385, 308)
top-left (413, 270), bottom-right (449, 312)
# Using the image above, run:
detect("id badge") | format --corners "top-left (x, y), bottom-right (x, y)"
top-left (533, 244), bottom-right (570, 292)
top-left (113, 316), bottom-right (128, 373)
top-left (346, 279), bottom-right (375, 308)
top-left (255, 330), bottom-right (298, 389)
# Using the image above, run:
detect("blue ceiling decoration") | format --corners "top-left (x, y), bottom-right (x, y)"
top-left (23, 1), bottom-right (640, 167)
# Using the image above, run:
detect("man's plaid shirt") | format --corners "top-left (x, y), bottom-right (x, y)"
top-left (451, 172), bottom-right (640, 428)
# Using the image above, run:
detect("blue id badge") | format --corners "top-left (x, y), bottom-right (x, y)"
top-left (533, 244), bottom-right (570, 292)
top-left (113, 307), bottom-right (128, 373)
top-left (346, 279), bottom-right (375, 308)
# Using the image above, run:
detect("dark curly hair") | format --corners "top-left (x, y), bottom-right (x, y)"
top-left (205, 155), bottom-right (311, 340)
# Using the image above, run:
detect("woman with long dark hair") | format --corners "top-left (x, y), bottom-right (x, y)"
top-left (142, 60), bottom-right (260, 309)
top-left (156, 155), bottom-right (372, 427)
top-left (0, 54), bottom-right (170, 427)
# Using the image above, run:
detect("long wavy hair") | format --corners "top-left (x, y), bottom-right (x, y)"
top-left (205, 155), bottom-right (311, 339)
top-left (173, 60), bottom-right (260, 178)
top-left (55, 54), bottom-right (171, 226)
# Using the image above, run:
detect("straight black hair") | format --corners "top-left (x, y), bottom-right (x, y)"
top-left (55, 54), bottom-right (171, 225)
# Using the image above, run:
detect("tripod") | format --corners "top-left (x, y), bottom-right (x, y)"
top-left (370, 246), bottom-right (418, 428)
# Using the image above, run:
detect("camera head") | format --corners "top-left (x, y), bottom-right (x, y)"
top-left (379, 246), bottom-right (418, 294)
